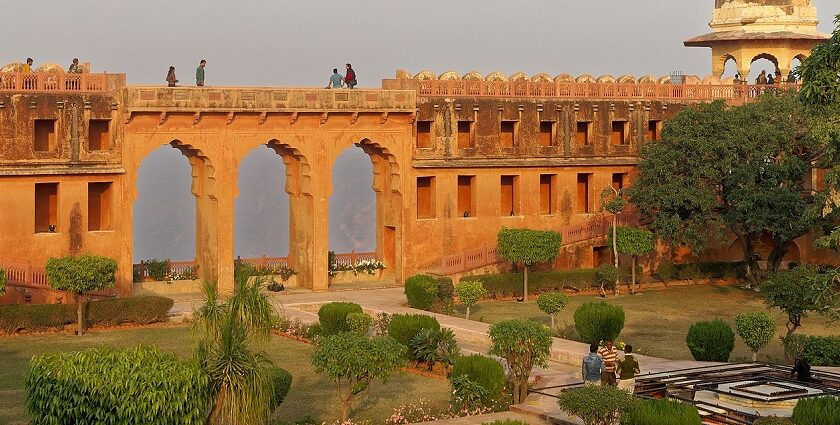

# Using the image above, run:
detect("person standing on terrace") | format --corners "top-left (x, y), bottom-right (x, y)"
top-left (166, 66), bottom-right (178, 87)
top-left (23, 58), bottom-right (33, 73)
top-left (196, 60), bottom-right (206, 86)
top-left (68, 58), bottom-right (82, 73)
top-left (344, 63), bottom-right (357, 89)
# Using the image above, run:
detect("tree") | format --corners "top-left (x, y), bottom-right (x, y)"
top-left (311, 332), bottom-right (406, 422)
top-left (536, 292), bottom-right (569, 330)
top-left (601, 187), bottom-right (628, 293)
top-left (455, 280), bottom-right (484, 320)
top-left (627, 94), bottom-right (829, 283)
top-left (45, 254), bottom-right (117, 335)
top-left (608, 226), bottom-right (656, 293)
top-left (761, 266), bottom-right (840, 361)
top-left (488, 319), bottom-right (552, 404)
top-left (557, 385), bottom-right (634, 425)
top-left (734, 311), bottom-right (777, 362)
top-left (497, 228), bottom-right (562, 302)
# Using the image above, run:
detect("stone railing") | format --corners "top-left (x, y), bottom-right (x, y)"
top-left (331, 251), bottom-right (377, 267)
top-left (0, 261), bottom-right (48, 286)
top-left (0, 72), bottom-right (109, 93)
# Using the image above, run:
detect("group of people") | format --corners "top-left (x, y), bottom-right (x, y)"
top-left (165, 60), bottom-right (206, 87)
top-left (581, 339), bottom-right (640, 393)
top-left (18, 58), bottom-right (83, 74)
top-left (733, 69), bottom-right (796, 85)
top-left (326, 63), bottom-right (357, 89)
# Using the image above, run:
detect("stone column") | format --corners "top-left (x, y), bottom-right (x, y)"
top-left (310, 137), bottom-right (331, 291)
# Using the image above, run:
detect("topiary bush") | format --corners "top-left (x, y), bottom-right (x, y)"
top-left (783, 335), bottom-right (840, 367)
top-left (537, 291), bottom-right (569, 330)
top-left (734, 311), bottom-right (776, 362)
top-left (451, 354), bottom-right (506, 409)
top-left (268, 367), bottom-right (293, 410)
top-left (387, 313), bottom-right (441, 349)
top-left (686, 319), bottom-right (735, 362)
top-left (318, 302), bottom-right (363, 336)
top-left (345, 311), bottom-right (373, 335)
top-left (656, 262), bottom-right (677, 282)
top-left (557, 384), bottom-right (634, 425)
top-left (404, 274), bottom-right (439, 310)
top-left (26, 345), bottom-right (210, 424)
top-left (573, 302), bottom-right (625, 344)
top-left (46, 254), bottom-right (118, 335)
top-left (0, 303), bottom-right (74, 333)
top-left (489, 319), bottom-right (552, 404)
top-left (620, 398), bottom-right (702, 425)
top-left (433, 277), bottom-right (455, 313)
top-left (791, 396), bottom-right (840, 425)
top-left (595, 264), bottom-right (621, 291)
top-left (460, 269), bottom-right (599, 298)
top-left (455, 280), bottom-right (485, 320)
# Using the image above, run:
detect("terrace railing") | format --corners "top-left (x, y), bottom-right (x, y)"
top-left (0, 72), bottom-right (109, 93)
top-left (0, 261), bottom-right (48, 287)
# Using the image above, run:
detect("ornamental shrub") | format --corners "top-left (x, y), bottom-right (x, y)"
top-left (734, 311), bottom-right (776, 362)
top-left (620, 398), bottom-right (702, 425)
top-left (460, 269), bottom-right (599, 298)
top-left (488, 319), bottom-right (552, 404)
top-left (455, 280), bottom-right (485, 320)
top-left (345, 311), bottom-right (373, 335)
top-left (451, 354), bottom-right (506, 408)
top-left (46, 254), bottom-right (118, 335)
top-left (0, 296), bottom-right (173, 333)
top-left (387, 313), bottom-right (441, 349)
top-left (268, 367), bottom-right (293, 410)
top-left (573, 302), bottom-right (625, 344)
top-left (537, 292), bottom-right (569, 329)
top-left (0, 303), bottom-right (74, 333)
top-left (26, 345), bottom-right (210, 425)
top-left (318, 302), bottom-right (363, 335)
top-left (557, 384), bottom-right (634, 425)
top-left (595, 264), bottom-right (621, 291)
top-left (783, 335), bottom-right (840, 367)
top-left (656, 262), bottom-right (677, 282)
top-left (686, 319), bottom-right (735, 362)
top-left (144, 258), bottom-right (170, 281)
top-left (410, 327), bottom-right (459, 369)
top-left (404, 274), bottom-right (438, 310)
top-left (432, 277), bottom-right (456, 313)
top-left (791, 396), bottom-right (840, 425)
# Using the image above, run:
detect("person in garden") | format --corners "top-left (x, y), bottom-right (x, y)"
top-left (617, 344), bottom-right (640, 393)
top-left (598, 339), bottom-right (618, 386)
top-left (166, 66), bottom-right (178, 87)
top-left (581, 343), bottom-right (603, 385)
top-left (196, 60), bottom-right (206, 86)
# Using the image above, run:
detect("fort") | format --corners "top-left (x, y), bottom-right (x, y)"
top-left (0, 0), bottom-right (836, 302)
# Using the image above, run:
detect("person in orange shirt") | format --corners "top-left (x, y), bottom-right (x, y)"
top-left (23, 58), bottom-right (33, 73)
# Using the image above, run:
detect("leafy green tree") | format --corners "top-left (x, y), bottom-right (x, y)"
top-left (488, 319), bottom-right (552, 404)
top-left (455, 280), bottom-right (485, 320)
top-left (734, 311), bottom-right (777, 362)
top-left (761, 266), bottom-right (840, 360)
top-left (557, 384), bottom-right (634, 425)
top-left (601, 186), bottom-right (629, 292)
top-left (608, 226), bottom-right (656, 293)
top-left (497, 228), bottom-right (562, 302)
top-left (311, 332), bottom-right (406, 422)
top-left (536, 292), bottom-right (569, 330)
top-left (627, 94), bottom-right (829, 282)
top-left (45, 255), bottom-right (117, 335)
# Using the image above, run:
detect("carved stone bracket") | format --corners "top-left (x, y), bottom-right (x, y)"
top-left (380, 112), bottom-right (389, 125)
top-left (226, 112), bottom-right (235, 125)
top-left (193, 112), bottom-right (202, 125)
top-left (408, 112), bottom-right (417, 124)
top-left (350, 112), bottom-right (359, 125)
top-left (289, 112), bottom-right (299, 125)
top-left (159, 112), bottom-right (168, 125)
top-left (320, 111), bottom-right (329, 125)
top-left (124, 110), bottom-right (133, 124)
top-left (259, 112), bottom-right (268, 125)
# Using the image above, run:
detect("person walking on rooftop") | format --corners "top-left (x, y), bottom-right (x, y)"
top-left (598, 339), bottom-right (619, 386)
top-left (23, 58), bottom-right (33, 73)
top-left (327, 68), bottom-right (344, 88)
top-left (68, 58), bottom-right (82, 73)
top-left (196, 60), bottom-right (206, 86)
top-left (581, 344), bottom-right (604, 385)
top-left (616, 344), bottom-right (641, 393)
top-left (344, 63), bottom-right (357, 89)
top-left (166, 66), bottom-right (178, 87)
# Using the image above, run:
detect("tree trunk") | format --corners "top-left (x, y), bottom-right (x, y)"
top-left (612, 216), bottom-right (619, 294)
top-left (752, 351), bottom-right (758, 362)
top-left (631, 255), bottom-right (637, 294)
top-left (518, 378), bottom-right (529, 404)
top-left (550, 313), bottom-right (555, 330)
top-left (738, 235), bottom-right (759, 285)
top-left (77, 292), bottom-right (84, 336)
top-left (767, 239), bottom-right (791, 274)
top-left (523, 264), bottom-right (529, 302)
top-left (465, 306), bottom-right (470, 321)
top-left (512, 380), bottom-right (522, 404)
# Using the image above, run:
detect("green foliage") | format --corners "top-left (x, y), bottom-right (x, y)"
top-left (387, 313), bottom-right (441, 349)
top-left (608, 226), bottom-right (656, 256)
top-left (404, 274), bottom-right (439, 310)
top-left (595, 264), bottom-right (620, 290)
top-left (556, 385), bottom-right (634, 425)
top-left (573, 302), bottom-right (626, 344)
top-left (409, 327), bottom-right (459, 369)
top-left (450, 375), bottom-right (489, 411)
top-left (451, 354), bottom-right (506, 408)
top-left (26, 345), bottom-right (210, 425)
top-left (761, 266), bottom-right (840, 340)
top-left (734, 311), bottom-right (776, 361)
top-left (784, 334), bottom-right (840, 367)
top-left (685, 319), bottom-right (735, 362)
top-left (791, 396), bottom-right (840, 425)
top-left (318, 302), bottom-right (363, 336)
top-left (0, 267), bottom-right (7, 296)
top-left (311, 332), bottom-right (406, 421)
top-left (496, 228), bottom-right (562, 265)
top-left (537, 292), bottom-right (569, 315)
top-left (461, 269), bottom-right (599, 298)
top-left (46, 254), bottom-right (117, 294)
top-left (488, 319), bottom-right (552, 403)
top-left (656, 262), bottom-right (677, 281)
top-left (432, 277), bottom-right (456, 314)
top-left (268, 367), bottom-right (293, 410)
top-left (0, 296), bottom-right (173, 333)
top-left (753, 417), bottom-right (795, 425)
top-left (345, 312), bottom-right (373, 335)
top-left (798, 14), bottom-right (840, 107)
top-left (456, 280), bottom-right (485, 319)
top-left (144, 258), bottom-right (170, 281)
top-left (620, 398), bottom-right (701, 425)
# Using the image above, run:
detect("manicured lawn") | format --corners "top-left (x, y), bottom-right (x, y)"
top-left (452, 284), bottom-right (839, 362)
top-left (0, 325), bottom-right (449, 425)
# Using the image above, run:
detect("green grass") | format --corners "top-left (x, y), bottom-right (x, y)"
top-left (452, 284), bottom-right (840, 362)
top-left (0, 325), bottom-right (449, 424)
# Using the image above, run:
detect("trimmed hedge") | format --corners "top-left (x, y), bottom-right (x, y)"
top-left (621, 398), bottom-right (702, 425)
top-left (784, 335), bottom-right (840, 367)
top-left (792, 396), bottom-right (840, 425)
top-left (26, 345), bottom-right (210, 424)
top-left (269, 367), bottom-right (293, 409)
top-left (0, 296), bottom-right (174, 333)
top-left (657, 261), bottom-right (746, 281)
top-left (686, 319), bottom-right (735, 362)
top-left (461, 269), bottom-right (599, 298)
top-left (573, 302), bottom-right (625, 344)
top-left (318, 302), bottom-right (363, 336)
top-left (753, 417), bottom-right (795, 425)
top-left (387, 313), bottom-right (441, 349)
top-left (451, 354), bottom-right (506, 406)
top-left (404, 275), bottom-right (438, 310)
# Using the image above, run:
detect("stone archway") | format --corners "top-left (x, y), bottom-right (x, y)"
top-left (749, 53), bottom-right (780, 82)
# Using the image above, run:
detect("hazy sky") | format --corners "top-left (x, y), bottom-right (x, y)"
top-left (3, 1), bottom-right (836, 87)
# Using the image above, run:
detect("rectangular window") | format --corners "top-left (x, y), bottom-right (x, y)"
top-left (35, 183), bottom-right (58, 233)
top-left (647, 120), bottom-right (661, 141)
top-left (34, 119), bottom-right (57, 152)
top-left (539, 122), bottom-right (554, 147)
top-left (457, 175), bottom-right (475, 218)
top-left (577, 173), bottom-right (592, 213)
top-left (500, 121), bottom-right (516, 148)
top-left (416, 176), bottom-right (435, 218)
top-left (576, 121), bottom-right (591, 146)
top-left (457, 121), bottom-right (474, 149)
top-left (88, 119), bottom-right (111, 151)
top-left (417, 121), bottom-right (433, 149)
top-left (540, 174), bottom-right (556, 215)
top-left (611, 121), bottom-right (628, 145)
top-left (500, 175), bottom-right (518, 216)
top-left (88, 182), bottom-right (113, 231)
top-left (612, 173), bottom-right (627, 191)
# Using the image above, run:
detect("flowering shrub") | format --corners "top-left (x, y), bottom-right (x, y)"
top-left (385, 399), bottom-right (492, 424)
top-left (164, 265), bottom-right (198, 282)
top-left (272, 315), bottom-right (317, 340)
top-left (328, 255), bottom-right (387, 277)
